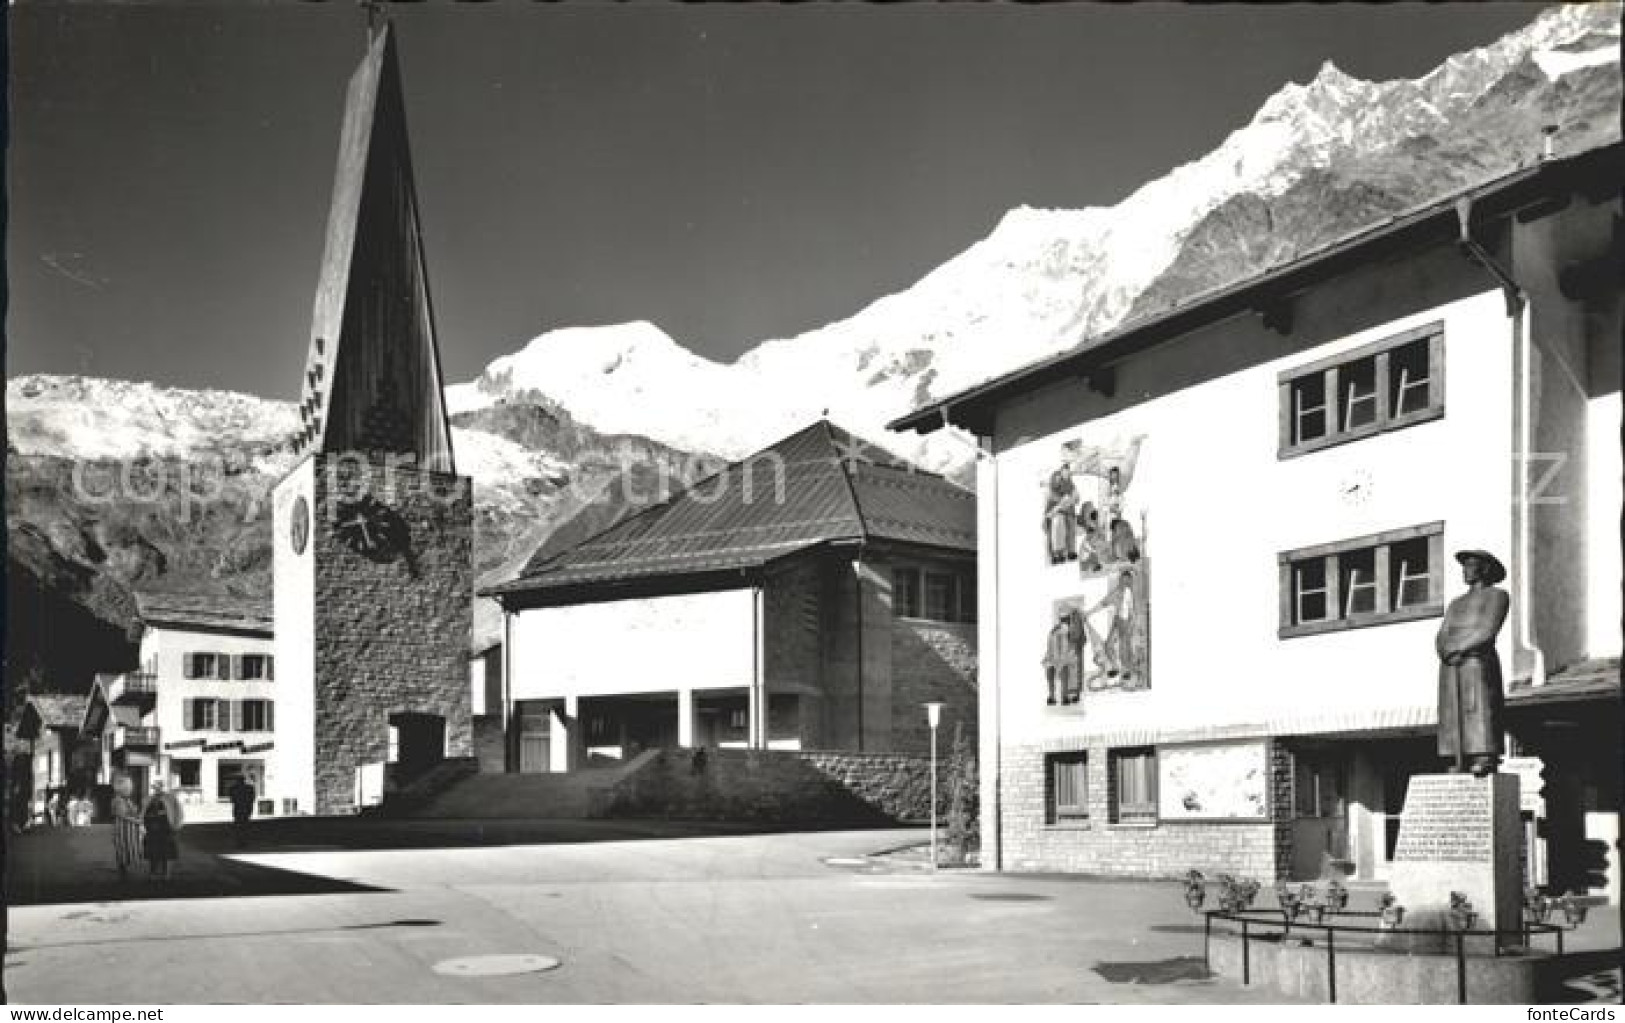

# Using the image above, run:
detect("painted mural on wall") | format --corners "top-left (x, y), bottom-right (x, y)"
top-left (1159, 742), bottom-right (1269, 820)
top-left (1043, 434), bottom-right (1150, 707)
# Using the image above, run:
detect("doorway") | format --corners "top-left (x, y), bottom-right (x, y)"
top-left (1291, 749), bottom-right (1350, 879)
top-left (389, 712), bottom-right (446, 786)
top-left (515, 702), bottom-right (552, 774)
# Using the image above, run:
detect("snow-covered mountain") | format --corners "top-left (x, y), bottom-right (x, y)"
top-left (449, 3), bottom-right (1620, 473)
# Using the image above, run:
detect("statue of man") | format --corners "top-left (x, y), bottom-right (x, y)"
top-left (1435, 549), bottom-right (1510, 776)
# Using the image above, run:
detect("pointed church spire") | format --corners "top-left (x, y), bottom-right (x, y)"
top-left (300, 21), bottom-right (457, 474)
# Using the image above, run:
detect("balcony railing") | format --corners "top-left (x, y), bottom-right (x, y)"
top-left (112, 726), bottom-right (160, 750)
top-left (106, 673), bottom-right (159, 704)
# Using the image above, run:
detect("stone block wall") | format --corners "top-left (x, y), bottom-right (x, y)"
top-left (890, 620), bottom-right (977, 754)
top-left (311, 458), bottom-right (473, 814)
top-left (998, 737), bottom-right (1291, 880)
top-left (602, 747), bottom-right (961, 824)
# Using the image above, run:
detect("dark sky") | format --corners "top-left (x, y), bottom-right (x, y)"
top-left (7, 2), bottom-right (1544, 401)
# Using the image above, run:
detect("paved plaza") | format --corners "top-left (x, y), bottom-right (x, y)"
top-left (5, 819), bottom-right (1312, 1004)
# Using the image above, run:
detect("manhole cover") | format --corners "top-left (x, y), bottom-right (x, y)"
top-left (432, 954), bottom-right (561, 978)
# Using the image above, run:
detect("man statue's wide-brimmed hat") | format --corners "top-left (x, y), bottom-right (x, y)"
top-left (1454, 549), bottom-right (1507, 585)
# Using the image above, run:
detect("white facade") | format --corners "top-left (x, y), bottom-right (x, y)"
top-left (507, 587), bottom-right (760, 768)
top-left (92, 617), bottom-right (289, 822)
top-left (990, 289), bottom-right (1515, 747)
top-left (935, 166), bottom-right (1621, 894)
top-left (272, 458), bottom-right (316, 815)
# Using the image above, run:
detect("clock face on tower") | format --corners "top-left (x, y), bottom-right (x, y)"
top-left (290, 496), bottom-right (310, 554)
top-left (333, 494), bottom-right (410, 562)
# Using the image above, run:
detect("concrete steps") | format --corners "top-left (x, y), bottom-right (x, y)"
top-left (405, 755), bottom-right (656, 819)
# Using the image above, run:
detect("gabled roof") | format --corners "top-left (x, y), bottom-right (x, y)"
top-left (889, 140), bottom-right (1625, 437)
top-left (15, 694), bottom-right (89, 739)
top-left (484, 420), bottom-right (975, 602)
top-left (135, 592), bottom-right (273, 636)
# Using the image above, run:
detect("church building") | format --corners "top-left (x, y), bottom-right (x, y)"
top-left (890, 141), bottom-right (1621, 902)
top-left (483, 421), bottom-right (978, 771)
top-left (272, 23), bottom-right (473, 815)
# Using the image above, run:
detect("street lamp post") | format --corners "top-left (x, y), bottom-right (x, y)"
top-left (925, 701), bottom-right (944, 870)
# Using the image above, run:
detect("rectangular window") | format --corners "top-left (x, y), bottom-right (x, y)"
top-left (238, 700), bottom-right (273, 732)
top-left (1278, 322), bottom-right (1444, 457)
top-left (237, 655), bottom-right (272, 681)
top-left (1293, 754), bottom-right (1347, 819)
top-left (924, 572), bottom-right (956, 622)
top-left (1046, 752), bottom-right (1089, 824)
top-left (1279, 522), bottom-right (1445, 638)
top-left (172, 759), bottom-right (202, 788)
top-left (958, 574), bottom-right (978, 624)
top-left (185, 699), bottom-right (216, 731)
top-left (893, 567), bottom-right (921, 618)
top-left (1111, 748), bottom-right (1158, 824)
top-left (184, 653), bottom-right (217, 680)
top-left (217, 760), bottom-right (261, 801)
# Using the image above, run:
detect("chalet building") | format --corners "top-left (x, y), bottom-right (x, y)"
top-left (890, 141), bottom-right (1621, 902)
top-left (83, 594), bottom-right (288, 821)
top-left (482, 421), bottom-right (978, 771)
top-left (15, 694), bottom-right (93, 817)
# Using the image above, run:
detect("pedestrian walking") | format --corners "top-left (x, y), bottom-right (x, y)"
top-left (228, 775), bottom-right (256, 849)
top-left (141, 779), bottom-right (183, 879)
top-left (110, 774), bottom-right (143, 881)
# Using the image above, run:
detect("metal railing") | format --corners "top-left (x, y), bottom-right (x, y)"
top-left (107, 673), bottom-right (159, 702)
top-left (1202, 907), bottom-right (1570, 1004)
top-left (113, 725), bottom-right (161, 749)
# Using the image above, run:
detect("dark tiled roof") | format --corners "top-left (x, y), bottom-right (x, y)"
top-left (486, 421), bottom-right (975, 598)
top-left (135, 592), bottom-right (272, 635)
top-left (16, 694), bottom-right (89, 738)
top-left (1508, 657), bottom-right (1620, 707)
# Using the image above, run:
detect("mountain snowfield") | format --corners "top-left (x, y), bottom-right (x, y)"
top-left (7, 374), bottom-right (574, 515)
top-left (449, 2), bottom-right (1620, 474)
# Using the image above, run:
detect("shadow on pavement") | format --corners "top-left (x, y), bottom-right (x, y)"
top-left (1093, 957), bottom-right (1216, 985)
top-left (4, 825), bottom-right (389, 907)
top-left (185, 815), bottom-right (903, 854)
top-left (6, 918), bottom-right (443, 960)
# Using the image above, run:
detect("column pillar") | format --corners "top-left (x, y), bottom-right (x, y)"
top-left (678, 689), bottom-right (695, 748)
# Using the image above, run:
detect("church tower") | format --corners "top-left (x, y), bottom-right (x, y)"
top-left (273, 22), bottom-right (473, 815)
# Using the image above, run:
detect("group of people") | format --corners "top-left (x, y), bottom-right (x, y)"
top-left (35, 787), bottom-right (96, 828)
top-left (108, 774), bottom-right (186, 880)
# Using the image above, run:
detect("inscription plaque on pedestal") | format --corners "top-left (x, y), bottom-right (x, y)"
top-left (1389, 773), bottom-right (1521, 948)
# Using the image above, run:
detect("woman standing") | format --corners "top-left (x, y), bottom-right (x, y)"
top-left (141, 779), bottom-right (183, 879)
top-left (110, 774), bottom-right (143, 881)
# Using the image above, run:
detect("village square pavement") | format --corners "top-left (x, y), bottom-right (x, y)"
top-left (7, 821), bottom-right (1300, 1004)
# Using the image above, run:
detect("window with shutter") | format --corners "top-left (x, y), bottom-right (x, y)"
top-left (1110, 748), bottom-right (1158, 823)
top-left (217, 699), bottom-right (232, 730)
top-left (217, 654), bottom-right (232, 681)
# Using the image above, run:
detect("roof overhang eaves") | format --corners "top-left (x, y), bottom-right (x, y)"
top-left (889, 143), bottom-right (1624, 438)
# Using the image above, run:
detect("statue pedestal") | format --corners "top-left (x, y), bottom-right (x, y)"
top-left (1388, 773), bottom-right (1522, 951)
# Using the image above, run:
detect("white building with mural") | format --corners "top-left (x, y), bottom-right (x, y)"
top-left (890, 141), bottom-right (1621, 902)
top-left (82, 593), bottom-right (291, 822)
